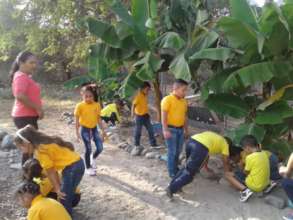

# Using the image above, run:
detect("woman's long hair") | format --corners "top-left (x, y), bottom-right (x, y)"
top-left (9, 51), bottom-right (34, 84)
top-left (14, 125), bottom-right (74, 151)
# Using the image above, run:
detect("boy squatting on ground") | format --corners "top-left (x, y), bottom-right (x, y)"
top-left (101, 99), bottom-right (124, 126)
top-left (161, 79), bottom-right (189, 178)
top-left (225, 135), bottom-right (272, 202)
top-left (165, 131), bottom-right (232, 198)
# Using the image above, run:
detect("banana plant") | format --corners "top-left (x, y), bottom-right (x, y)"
top-left (193, 0), bottom-right (293, 157)
top-left (73, 0), bottom-right (221, 120)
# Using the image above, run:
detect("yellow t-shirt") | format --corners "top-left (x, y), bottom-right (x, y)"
top-left (132, 91), bottom-right (148, 116)
top-left (241, 150), bottom-right (272, 165)
top-left (28, 195), bottom-right (71, 220)
top-left (245, 151), bottom-right (270, 192)
top-left (191, 131), bottom-right (229, 156)
top-left (74, 101), bottom-right (101, 128)
top-left (35, 144), bottom-right (80, 171)
top-left (161, 94), bottom-right (187, 127)
top-left (101, 103), bottom-right (121, 122)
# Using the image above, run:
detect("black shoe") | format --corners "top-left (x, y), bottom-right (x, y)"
top-left (165, 187), bottom-right (173, 199)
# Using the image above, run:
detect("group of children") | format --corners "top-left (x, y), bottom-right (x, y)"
top-left (12, 80), bottom-right (292, 220)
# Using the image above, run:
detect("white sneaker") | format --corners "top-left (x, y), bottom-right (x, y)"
top-left (264, 180), bottom-right (278, 194)
top-left (91, 154), bottom-right (97, 169)
top-left (240, 188), bottom-right (253, 202)
top-left (86, 168), bottom-right (96, 176)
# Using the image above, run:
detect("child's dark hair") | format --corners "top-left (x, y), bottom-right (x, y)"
top-left (141, 81), bottom-right (151, 89)
top-left (81, 84), bottom-right (99, 102)
top-left (240, 135), bottom-right (259, 148)
top-left (229, 145), bottom-right (243, 157)
top-left (22, 158), bottom-right (42, 181)
top-left (14, 125), bottom-right (74, 151)
top-left (115, 99), bottom-right (124, 107)
top-left (15, 181), bottom-right (40, 197)
top-left (174, 79), bottom-right (188, 86)
top-left (9, 51), bottom-right (35, 84)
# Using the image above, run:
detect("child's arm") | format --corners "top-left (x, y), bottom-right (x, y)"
top-left (280, 153), bottom-right (293, 177)
top-left (98, 117), bottom-right (106, 140)
top-left (222, 155), bottom-right (230, 173)
top-left (131, 104), bottom-right (136, 119)
top-left (75, 116), bottom-right (81, 141)
top-left (45, 168), bottom-right (66, 200)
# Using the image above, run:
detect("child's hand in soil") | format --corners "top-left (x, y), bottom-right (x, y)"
top-left (56, 190), bottom-right (66, 200)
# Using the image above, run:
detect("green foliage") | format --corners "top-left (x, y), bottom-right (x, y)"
top-left (199, 0), bottom-right (293, 157)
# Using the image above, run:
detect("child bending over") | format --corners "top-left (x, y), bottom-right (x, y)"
top-left (22, 158), bottom-right (81, 207)
top-left (101, 99), bottom-right (124, 126)
top-left (225, 135), bottom-right (270, 202)
top-left (14, 125), bottom-right (84, 216)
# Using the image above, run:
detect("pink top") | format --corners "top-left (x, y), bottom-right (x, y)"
top-left (11, 71), bottom-right (42, 117)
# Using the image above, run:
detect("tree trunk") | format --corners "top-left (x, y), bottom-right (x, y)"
top-left (153, 73), bottom-right (162, 122)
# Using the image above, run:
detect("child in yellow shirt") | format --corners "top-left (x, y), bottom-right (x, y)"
top-left (22, 158), bottom-right (81, 207)
top-left (132, 82), bottom-right (158, 148)
top-left (161, 79), bottom-right (188, 178)
top-left (225, 135), bottom-right (270, 202)
top-left (75, 85), bottom-right (105, 176)
top-left (101, 99), bottom-right (124, 126)
top-left (15, 181), bottom-right (71, 220)
top-left (166, 131), bottom-right (233, 198)
top-left (14, 125), bottom-right (84, 216)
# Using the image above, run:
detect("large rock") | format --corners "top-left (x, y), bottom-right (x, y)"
top-left (1, 134), bottom-right (17, 150)
top-left (0, 130), bottom-right (8, 142)
top-left (130, 146), bottom-right (144, 156)
top-left (145, 152), bottom-right (160, 159)
top-left (264, 195), bottom-right (286, 209)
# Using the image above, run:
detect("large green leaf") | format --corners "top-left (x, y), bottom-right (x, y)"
top-left (107, 0), bottom-right (134, 27)
top-left (131, 0), bottom-right (148, 33)
top-left (201, 67), bottom-right (239, 100)
top-left (157, 32), bottom-right (185, 51)
top-left (256, 101), bottom-right (293, 125)
top-left (260, 3), bottom-right (290, 56)
top-left (265, 139), bottom-right (293, 158)
top-left (88, 57), bottom-right (111, 81)
top-left (134, 52), bottom-right (163, 81)
top-left (281, 4), bottom-right (293, 49)
top-left (226, 123), bottom-right (266, 146)
top-left (204, 94), bottom-right (249, 118)
top-left (229, 0), bottom-right (258, 30)
top-left (87, 18), bottom-right (121, 48)
top-left (223, 61), bottom-right (293, 91)
top-left (189, 48), bottom-right (233, 62)
top-left (120, 72), bottom-right (144, 98)
top-left (64, 75), bottom-right (93, 89)
top-left (115, 22), bottom-right (132, 40)
top-left (169, 54), bottom-right (191, 82)
top-left (217, 17), bottom-right (257, 50)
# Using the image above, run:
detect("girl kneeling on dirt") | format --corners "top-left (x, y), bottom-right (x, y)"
top-left (22, 158), bottom-right (81, 207)
top-left (74, 85), bottom-right (106, 176)
top-left (16, 181), bottom-right (71, 220)
top-left (14, 125), bottom-right (84, 217)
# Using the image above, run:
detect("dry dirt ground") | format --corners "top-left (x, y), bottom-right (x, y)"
top-left (0, 87), bottom-right (290, 220)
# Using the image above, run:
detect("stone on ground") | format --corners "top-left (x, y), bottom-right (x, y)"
top-left (0, 130), bottom-right (8, 142)
top-left (264, 195), bottom-right (286, 209)
top-left (1, 134), bottom-right (17, 150)
top-left (145, 151), bottom-right (160, 159)
top-left (130, 145), bottom-right (144, 156)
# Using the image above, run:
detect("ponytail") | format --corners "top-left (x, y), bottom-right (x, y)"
top-left (14, 125), bottom-right (75, 151)
top-left (15, 181), bottom-right (40, 198)
top-left (9, 51), bottom-right (35, 84)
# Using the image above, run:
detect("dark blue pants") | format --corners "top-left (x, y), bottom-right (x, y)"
top-left (169, 139), bottom-right (209, 193)
top-left (269, 153), bottom-right (282, 180)
top-left (81, 126), bottom-right (104, 169)
top-left (134, 114), bottom-right (156, 146)
top-left (165, 127), bottom-right (185, 178)
top-left (282, 178), bottom-right (293, 202)
top-left (61, 159), bottom-right (85, 216)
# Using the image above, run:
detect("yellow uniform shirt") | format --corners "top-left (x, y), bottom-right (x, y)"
top-left (74, 101), bottom-right (101, 128)
top-left (191, 131), bottom-right (229, 156)
top-left (28, 195), bottom-right (71, 220)
top-left (241, 150), bottom-right (272, 165)
top-left (245, 151), bottom-right (270, 192)
top-left (161, 94), bottom-right (187, 127)
top-left (39, 176), bottom-right (80, 196)
top-left (132, 91), bottom-right (149, 116)
top-left (101, 103), bottom-right (121, 122)
top-left (35, 144), bottom-right (80, 171)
